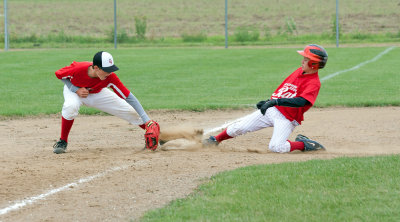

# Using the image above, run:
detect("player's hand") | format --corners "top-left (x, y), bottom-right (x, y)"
top-left (260, 99), bottom-right (278, 115)
top-left (256, 100), bottom-right (269, 109)
top-left (76, 87), bottom-right (89, 98)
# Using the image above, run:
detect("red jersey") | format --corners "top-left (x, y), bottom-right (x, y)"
top-left (55, 61), bottom-right (130, 99)
top-left (271, 67), bottom-right (321, 124)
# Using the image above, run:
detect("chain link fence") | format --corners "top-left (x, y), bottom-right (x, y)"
top-left (1, 0), bottom-right (400, 48)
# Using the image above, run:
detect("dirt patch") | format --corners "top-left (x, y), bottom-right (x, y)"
top-left (0, 107), bottom-right (399, 221)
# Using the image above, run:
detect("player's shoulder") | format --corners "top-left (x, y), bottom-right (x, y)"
top-left (285, 67), bottom-right (303, 79)
top-left (108, 72), bottom-right (119, 79)
top-left (63, 61), bottom-right (91, 71)
top-left (304, 76), bottom-right (321, 89)
top-left (70, 61), bottom-right (92, 68)
top-left (289, 67), bottom-right (303, 76)
top-left (106, 73), bottom-right (123, 83)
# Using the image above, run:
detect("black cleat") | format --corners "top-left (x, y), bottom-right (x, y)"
top-left (202, 136), bottom-right (219, 147)
top-left (159, 140), bottom-right (167, 146)
top-left (53, 139), bottom-right (68, 154)
top-left (295, 134), bottom-right (325, 151)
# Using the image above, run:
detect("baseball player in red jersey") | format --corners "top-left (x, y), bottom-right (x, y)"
top-left (53, 51), bottom-right (157, 154)
top-left (204, 44), bottom-right (328, 153)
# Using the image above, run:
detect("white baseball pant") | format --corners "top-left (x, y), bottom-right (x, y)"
top-left (226, 107), bottom-right (298, 153)
top-left (62, 85), bottom-right (144, 125)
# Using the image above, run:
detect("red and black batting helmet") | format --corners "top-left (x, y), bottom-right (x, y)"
top-left (297, 44), bottom-right (328, 69)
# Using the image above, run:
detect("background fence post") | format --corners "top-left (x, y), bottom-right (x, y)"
top-left (4, 0), bottom-right (9, 51)
top-left (114, 0), bottom-right (117, 49)
top-left (336, 0), bottom-right (339, 48)
top-left (225, 0), bottom-right (228, 49)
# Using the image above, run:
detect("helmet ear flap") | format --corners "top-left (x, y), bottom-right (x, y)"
top-left (308, 60), bottom-right (319, 69)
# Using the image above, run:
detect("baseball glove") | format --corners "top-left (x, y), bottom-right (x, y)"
top-left (144, 120), bottom-right (160, 151)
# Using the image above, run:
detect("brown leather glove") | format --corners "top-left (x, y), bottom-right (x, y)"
top-left (144, 120), bottom-right (160, 151)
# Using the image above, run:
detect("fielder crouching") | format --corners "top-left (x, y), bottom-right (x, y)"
top-left (204, 44), bottom-right (328, 153)
top-left (53, 51), bottom-right (159, 154)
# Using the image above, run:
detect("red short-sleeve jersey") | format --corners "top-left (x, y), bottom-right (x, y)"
top-left (55, 61), bottom-right (131, 99)
top-left (271, 67), bottom-right (321, 124)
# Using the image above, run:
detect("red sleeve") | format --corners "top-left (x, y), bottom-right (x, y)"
top-left (299, 83), bottom-right (320, 105)
top-left (55, 61), bottom-right (75, 79)
top-left (55, 61), bottom-right (87, 80)
top-left (107, 74), bottom-right (131, 99)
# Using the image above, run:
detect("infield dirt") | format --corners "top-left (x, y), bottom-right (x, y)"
top-left (1, 107), bottom-right (399, 221)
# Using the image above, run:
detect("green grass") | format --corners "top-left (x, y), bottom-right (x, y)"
top-left (317, 46), bottom-right (400, 106)
top-left (0, 46), bottom-right (399, 116)
top-left (140, 155), bottom-right (400, 221)
top-left (1, 32), bottom-right (400, 49)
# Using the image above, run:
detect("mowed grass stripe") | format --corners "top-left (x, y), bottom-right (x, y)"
top-left (0, 47), bottom-right (399, 116)
top-left (140, 155), bottom-right (400, 221)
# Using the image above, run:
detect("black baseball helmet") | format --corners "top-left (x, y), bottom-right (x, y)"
top-left (297, 44), bottom-right (328, 69)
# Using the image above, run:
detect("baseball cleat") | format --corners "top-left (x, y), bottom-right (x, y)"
top-left (159, 140), bottom-right (167, 146)
top-left (295, 134), bottom-right (309, 141)
top-left (295, 134), bottom-right (325, 151)
top-left (203, 136), bottom-right (219, 147)
top-left (53, 139), bottom-right (68, 154)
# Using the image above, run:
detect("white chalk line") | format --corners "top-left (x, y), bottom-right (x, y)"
top-left (0, 160), bottom-right (148, 216)
top-left (320, 46), bottom-right (395, 82)
top-left (204, 46), bottom-right (396, 135)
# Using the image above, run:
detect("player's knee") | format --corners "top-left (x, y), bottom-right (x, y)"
top-left (62, 102), bottom-right (80, 119)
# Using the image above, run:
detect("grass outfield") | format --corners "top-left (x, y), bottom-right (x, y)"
top-left (0, 46), bottom-right (399, 116)
top-left (1, 47), bottom-right (399, 221)
top-left (140, 155), bottom-right (400, 221)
